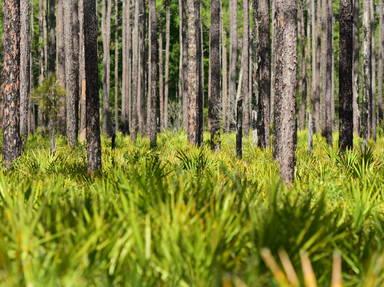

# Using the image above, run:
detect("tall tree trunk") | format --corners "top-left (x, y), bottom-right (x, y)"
top-left (122, 0), bottom-right (131, 134)
top-left (241, 0), bottom-right (250, 135)
top-left (159, 31), bottom-right (164, 131)
top-left (361, 0), bottom-right (372, 141)
top-left (137, 0), bottom-right (146, 134)
top-left (2, 0), bottom-right (22, 168)
top-left (209, 0), bottom-right (221, 150)
top-left (353, 0), bottom-right (360, 134)
top-left (64, 0), bottom-right (79, 146)
top-left (339, 0), bottom-right (354, 150)
top-left (79, 0), bottom-right (86, 141)
top-left (222, 8), bottom-right (228, 138)
top-left (323, 0), bottom-right (333, 145)
top-left (273, 0), bottom-right (297, 183)
top-left (56, 0), bottom-right (66, 134)
top-left (102, 0), bottom-right (113, 137)
top-left (131, 0), bottom-right (140, 140)
top-left (114, 0), bottom-right (120, 133)
top-left (187, 0), bottom-right (203, 145)
top-left (48, 0), bottom-right (56, 75)
top-left (228, 0), bottom-right (238, 131)
top-left (378, 0), bottom-right (384, 122)
top-left (83, 0), bottom-right (102, 174)
top-left (39, 0), bottom-right (45, 83)
top-left (20, 0), bottom-right (30, 139)
top-left (181, 0), bottom-right (189, 131)
top-left (164, 0), bottom-right (170, 129)
top-left (370, 0), bottom-right (376, 141)
top-left (148, 0), bottom-right (159, 147)
top-left (256, 0), bottom-right (271, 148)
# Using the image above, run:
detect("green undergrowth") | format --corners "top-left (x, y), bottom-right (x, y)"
top-left (0, 131), bottom-right (383, 286)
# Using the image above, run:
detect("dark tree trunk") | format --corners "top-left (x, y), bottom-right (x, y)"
top-left (83, 0), bottom-right (102, 174)
top-left (56, 0), bottom-right (66, 134)
top-left (114, 0), bottom-right (120, 133)
top-left (256, 0), bottom-right (271, 148)
top-left (209, 0), bottom-right (221, 150)
top-left (181, 0), bottom-right (189, 131)
top-left (48, 0), bottom-right (56, 75)
top-left (20, 0), bottom-right (31, 139)
top-left (339, 0), bottom-right (354, 150)
top-left (148, 0), bottom-right (159, 148)
top-left (2, 0), bottom-right (22, 168)
top-left (273, 0), bottom-right (297, 183)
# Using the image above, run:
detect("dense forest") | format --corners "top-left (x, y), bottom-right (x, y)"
top-left (1, 0), bottom-right (384, 286)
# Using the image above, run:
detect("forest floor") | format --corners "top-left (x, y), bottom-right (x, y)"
top-left (0, 131), bottom-right (383, 286)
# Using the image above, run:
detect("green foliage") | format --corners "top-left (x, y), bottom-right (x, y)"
top-left (0, 132), bottom-right (382, 286)
top-left (31, 75), bottom-right (65, 120)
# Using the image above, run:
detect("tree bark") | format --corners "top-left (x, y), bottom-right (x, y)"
top-left (187, 0), bottom-right (203, 145)
top-left (83, 0), bottom-right (102, 174)
top-left (164, 0), bottom-right (171, 129)
top-left (241, 0), bottom-right (250, 135)
top-left (102, 0), bottom-right (113, 137)
top-left (378, 0), bottom-right (384, 122)
top-left (228, 0), bottom-right (238, 131)
top-left (56, 0), bottom-right (66, 134)
top-left (339, 0), bottom-right (354, 150)
top-left (131, 0), bottom-right (140, 140)
top-left (209, 0), bottom-right (221, 150)
top-left (79, 0), bottom-right (86, 141)
top-left (3, 0), bottom-right (22, 168)
top-left (256, 0), bottom-right (271, 148)
top-left (273, 0), bottom-right (297, 183)
top-left (323, 0), bottom-right (333, 145)
top-left (361, 0), bottom-right (372, 141)
top-left (148, 0), bottom-right (159, 148)
top-left (353, 0), bottom-right (360, 134)
top-left (114, 0), bottom-right (120, 133)
top-left (48, 0), bottom-right (56, 75)
top-left (20, 0), bottom-right (30, 139)
top-left (64, 0), bottom-right (79, 146)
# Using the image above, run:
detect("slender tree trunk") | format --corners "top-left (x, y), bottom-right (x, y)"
top-left (137, 0), bottom-right (146, 134)
top-left (353, 0), bottom-right (360, 134)
top-left (378, 0), bottom-right (384, 122)
top-left (83, 0), bottom-right (102, 174)
top-left (148, 0), bottom-right (159, 148)
top-left (159, 32), bottom-right (164, 131)
top-left (209, 0), bottom-right (221, 150)
top-left (2, 0), bottom-right (22, 168)
top-left (274, 0), bottom-right (297, 183)
top-left (187, 0), bottom-right (203, 145)
top-left (323, 0), bottom-right (333, 145)
top-left (48, 0), bottom-right (56, 75)
top-left (181, 0), bottom-right (189, 131)
top-left (339, 0), bottom-right (354, 150)
top-left (222, 10), bottom-right (228, 138)
top-left (79, 0), bottom-right (86, 141)
top-left (29, 5), bottom-right (35, 134)
top-left (370, 0), bottom-right (376, 141)
top-left (242, 0), bottom-right (250, 135)
top-left (122, 0), bottom-right (131, 134)
top-left (39, 0), bottom-right (45, 83)
top-left (56, 0), bottom-right (66, 134)
top-left (361, 0), bottom-right (372, 141)
top-left (256, 0), bottom-right (271, 148)
top-left (114, 0), bottom-right (120, 133)
top-left (20, 0), bottom-right (31, 139)
top-left (102, 0), bottom-right (113, 137)
top-left (164, 0), bottom-right (170, 129)
top-left (131, 0), bottom-right (139, 140)
top-left (64, 0), bottom-right (79, 146)
top-left (228, 0), bottom-right (238, 131)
